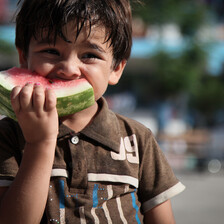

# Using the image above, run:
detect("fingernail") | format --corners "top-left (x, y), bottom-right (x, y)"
top-left (34, 82), bottom-right (41, 86)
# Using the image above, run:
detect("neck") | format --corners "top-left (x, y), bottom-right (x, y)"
top-left (60, 102), bottom-right (98, 133)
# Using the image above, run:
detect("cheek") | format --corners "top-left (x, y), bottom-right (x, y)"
top-left (91, 80), bottom-right (109, 101)
top-left (85, 66), bottom-right (110, 82)
top-left (28, 60), bottom-right (53, 77)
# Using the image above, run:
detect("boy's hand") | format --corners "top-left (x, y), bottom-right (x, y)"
top-left (10, 83), bottom-right (58, 144)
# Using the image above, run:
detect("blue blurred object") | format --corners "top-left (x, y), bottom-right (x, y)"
top-left (0, 25), bottom-right (15, 45)
top-left (131, 37), bottom-right (224, 76)
top-left (205, 42), bottom-right (224, 76)
top-left (1, 25), bottom-right (224, 75)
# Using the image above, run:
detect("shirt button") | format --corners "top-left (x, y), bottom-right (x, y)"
top-left (71, 136), bottom-right (79, 145)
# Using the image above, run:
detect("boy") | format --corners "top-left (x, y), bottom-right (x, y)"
top-left (0, 0), bottom-right (185, 223)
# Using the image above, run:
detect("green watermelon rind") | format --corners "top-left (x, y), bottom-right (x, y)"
top-left (0, 92), bottom-right (10, 107)
top-left (0, 99), bottom-right (15, 120)
top-left (0, 89), bottom-right (13, 117)
top-left (0, 87), bottom-right (95, 120)
top-left (0, 88), bottom-right (11, 104)
top-left (57, 87), bottom-right (94, 116)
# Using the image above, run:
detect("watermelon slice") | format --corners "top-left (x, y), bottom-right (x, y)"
top-left (0, 67), bottom-right (95, 120)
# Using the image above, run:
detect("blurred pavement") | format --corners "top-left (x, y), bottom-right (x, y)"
top-left (172, 171), bottom-right (224, 224)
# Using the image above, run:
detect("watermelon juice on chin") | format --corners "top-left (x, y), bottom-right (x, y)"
top-left (0, 67), bottom-right (95, 120)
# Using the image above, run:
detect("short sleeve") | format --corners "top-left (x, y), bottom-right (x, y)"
top-left (138, 129), bottom-right (185, 213)
top-left (0, 117), bottom-right (25, 186)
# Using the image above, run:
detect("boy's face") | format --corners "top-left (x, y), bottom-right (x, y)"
top-left (18, 22), bottom-right (126, 101)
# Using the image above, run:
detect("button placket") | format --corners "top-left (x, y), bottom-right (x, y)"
top-left (68, 138), bottom-right (88, 190)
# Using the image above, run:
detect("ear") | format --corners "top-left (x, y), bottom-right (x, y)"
top-left (108, 60), bottom-right (127, 85)
top-left (17, 48), bottom-right (28, 68)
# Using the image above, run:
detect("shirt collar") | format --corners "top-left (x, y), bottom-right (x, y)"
top-left (58, 97), bottom-right (121, 153)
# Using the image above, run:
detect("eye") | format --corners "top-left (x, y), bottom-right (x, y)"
top-left (82, 53), bottom-right (100, 60)
top-left (42, 48), bottom-right (60, 56)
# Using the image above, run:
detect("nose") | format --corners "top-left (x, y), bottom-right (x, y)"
top-left (56, 57), bottom-right (81, 79)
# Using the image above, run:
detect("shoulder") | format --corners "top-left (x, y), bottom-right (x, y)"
top-left (114, 112), bottom-right (155, 141)
top-left (96, 97), bottom-right (155, 139)
top-left (114, 113), bottom-right (152, 131)
top-left (115, 113), bottom-right (149, 128)
top-left (94, 98), bottom-right (157, 151)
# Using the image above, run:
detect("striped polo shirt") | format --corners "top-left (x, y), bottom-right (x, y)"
top-left (0, 97), bottom-right (185, 223)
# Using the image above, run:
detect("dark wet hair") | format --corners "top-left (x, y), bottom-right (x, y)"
top-left (15, 0), bottom-right (132, 69)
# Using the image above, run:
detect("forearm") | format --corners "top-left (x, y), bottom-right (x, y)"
top-left (0, 140), bottom-right (56, 224)
top-left (144, 200), bottom-right (176, 224)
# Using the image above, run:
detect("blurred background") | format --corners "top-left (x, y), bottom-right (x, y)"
top-left (0, 0), bottom-right (224, 223)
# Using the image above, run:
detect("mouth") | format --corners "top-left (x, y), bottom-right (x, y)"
top-left (47, 74), bottom-right (82, 82)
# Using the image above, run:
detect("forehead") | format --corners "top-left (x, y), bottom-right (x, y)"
top-left (35, 21), bottom-right (109, 46)
top-left (64, 22), bottom-right (107, 42)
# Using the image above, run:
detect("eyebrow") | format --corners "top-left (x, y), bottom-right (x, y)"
top-left (82, 42), bottom-right (107, 53)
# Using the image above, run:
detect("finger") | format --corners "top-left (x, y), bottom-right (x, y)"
top-left (19, 83), bottom-right (34, 110)
top-left (33, 84), bottom-right (45, 114)
top-left (45, 88), bottom-right (57, 112)
top-left (10, 86), bottom-right (22, 113)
